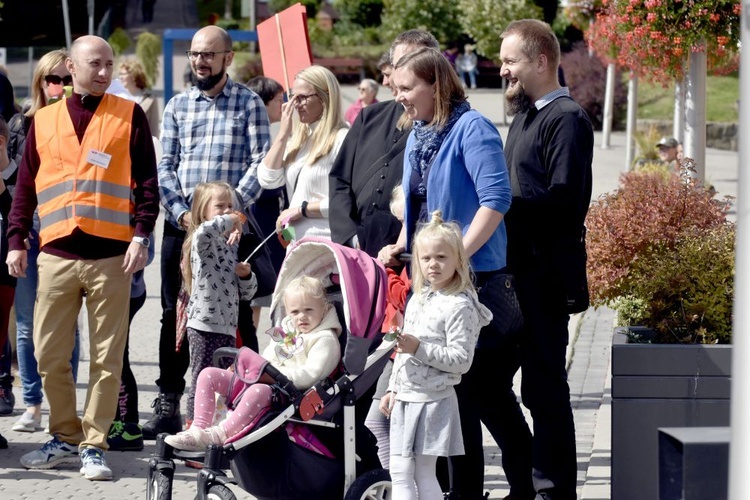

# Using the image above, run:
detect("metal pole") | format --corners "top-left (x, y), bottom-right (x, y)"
top-left (61, 0), bottom-right (72, 49)
top-left (27, 47), bottom-right (34, 100)
top-left (729, 5), bottom-right (750, 498)
top-left (625, 74), bottom-right (638, 171)
top-left (684, 46), bottom-right (707, 181)
top-left (601, 63), bottom-right (615, 149)
top-left (673, 78), bottom-right (685, 143)
top-left (88, 0), bottom-right (95, 35)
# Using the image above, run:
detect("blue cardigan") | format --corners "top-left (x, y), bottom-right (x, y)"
top-left (402, 110), bottom-right (512, 272)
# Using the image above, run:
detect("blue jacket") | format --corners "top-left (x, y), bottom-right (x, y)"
top-left (402, 110), bottom-right (511, 272)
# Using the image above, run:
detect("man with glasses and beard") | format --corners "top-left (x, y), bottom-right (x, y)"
top-left (499, 19), bottom-right (593, 500)
top-left (145, 25), bottom-right (271, 439)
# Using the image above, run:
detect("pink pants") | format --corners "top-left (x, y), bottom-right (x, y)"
top-left (192, 367), bottom-right (273, 439)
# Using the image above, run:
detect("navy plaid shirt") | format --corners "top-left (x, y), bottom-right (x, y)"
top-left (158, 76), bottom-right (271, 227)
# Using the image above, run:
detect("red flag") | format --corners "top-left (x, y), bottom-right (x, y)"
top-left (257, 3), bottom-right (313, 92)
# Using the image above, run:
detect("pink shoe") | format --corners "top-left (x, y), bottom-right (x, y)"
top-left (164, 425), bottom-right (226, 452)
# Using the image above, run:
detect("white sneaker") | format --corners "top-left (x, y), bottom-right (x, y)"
top-left (12, 411), bottom-right (42, 432)
top-left (79, 447), bottom-right (113, 481)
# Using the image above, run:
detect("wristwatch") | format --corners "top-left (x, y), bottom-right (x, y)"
top-left (132, 236), bottom-right (150, 248)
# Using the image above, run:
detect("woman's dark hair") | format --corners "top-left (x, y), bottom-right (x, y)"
top-left (245, 76), bottom-right (284, 105)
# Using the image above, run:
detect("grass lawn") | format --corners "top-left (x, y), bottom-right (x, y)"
top-left (637, 74), bottom-right (739, 123)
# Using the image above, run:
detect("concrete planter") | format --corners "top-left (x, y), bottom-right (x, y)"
top-left (611, 327), bottom-right (732, 500)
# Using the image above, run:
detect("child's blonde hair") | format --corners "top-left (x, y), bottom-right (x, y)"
top-left (284, 275), bottom-right (330, 310)
top-left (389, 184), bottom-right (405, 221)
top-left (181, 181), bottom-right (234, 291)
top-left (411, 211), bottom-right (472, 295)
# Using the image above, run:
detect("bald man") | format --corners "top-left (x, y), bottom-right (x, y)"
top-left (145, 26), bottom-right (270, 438)
top-left (7, 35), bottom-right (159, 480)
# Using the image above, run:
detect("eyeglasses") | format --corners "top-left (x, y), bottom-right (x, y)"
top-left (358, 87), bottom-right (369, 92)
top-left (45, 75), bottom-right (73, 86)
top-left (186, 50), bottom-right (231, 62)
top-left (290, 93), bottom-right (318, 105)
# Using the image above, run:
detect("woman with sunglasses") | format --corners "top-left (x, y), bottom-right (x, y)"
top-left (258, 65), bottom-right (347, 242)
top-left (7, 49), bottom-right (81, 434)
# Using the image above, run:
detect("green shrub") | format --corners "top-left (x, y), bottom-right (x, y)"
top-left (135, 32), bottom-right (161, 88)
top-left (108, 28), bottom-right (132, 57)
top-left (586, 163), bottom-right (734, 343)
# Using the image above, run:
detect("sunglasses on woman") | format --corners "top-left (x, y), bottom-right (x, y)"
top-left (45, 75), bottom-right (73, 86)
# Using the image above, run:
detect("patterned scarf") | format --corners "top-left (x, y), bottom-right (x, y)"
top-left (409, 100), bottom-right (471, 195)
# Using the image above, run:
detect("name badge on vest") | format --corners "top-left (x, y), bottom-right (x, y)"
top-left (87, 149), bottom-right (112, 169)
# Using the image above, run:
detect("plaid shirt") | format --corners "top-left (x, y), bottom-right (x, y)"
top-left (158, 76), bottom-right (271, 227)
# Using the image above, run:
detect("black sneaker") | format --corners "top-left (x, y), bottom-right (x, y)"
top-left (0, 386), bottom-right (15, 415)
top-left (107, 421), bottom-right (144, 451)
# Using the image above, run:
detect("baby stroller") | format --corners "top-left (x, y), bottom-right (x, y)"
top-left (146, 237), bottom-right (395, 500)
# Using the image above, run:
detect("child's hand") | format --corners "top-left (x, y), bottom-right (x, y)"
top-left (227, 229), bottom-right (241, 246)
top-left (396, 333), bottom-right (420, 355)
top-left (379, 392), bottom-right (395, 419)
top-left (235, 262), bottom-right (252, 278)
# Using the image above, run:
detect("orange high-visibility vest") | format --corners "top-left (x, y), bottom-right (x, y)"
top-left (35, 94), bottom-right (136, 248)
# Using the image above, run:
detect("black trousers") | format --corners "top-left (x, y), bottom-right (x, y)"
top-left (114, 289), bottom-right (147, 422)
top-left (450, 271), bottom-right (535, 500)
top-left (156, 221), bottom-right (190, 394)
top-left (515, 265), bottom-right (578, 500)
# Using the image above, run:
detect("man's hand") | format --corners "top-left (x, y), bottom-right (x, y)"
top-left (122, 241), bottom-right (149, 274)
top-left (7, 249), bottom-right (28, 278)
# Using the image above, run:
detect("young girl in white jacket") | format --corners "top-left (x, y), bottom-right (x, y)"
top-left (380, 212), bottom-right (492, 500)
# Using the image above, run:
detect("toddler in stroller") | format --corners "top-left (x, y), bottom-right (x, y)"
top-left (147, 238), bottom-right (395, 500)
top-left (164, 275), bottom-right (342, 451)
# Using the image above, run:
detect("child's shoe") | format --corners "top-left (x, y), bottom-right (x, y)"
top-left (164, 425), bottom-right (226, 452)
top-left (107, 421), bottom-right (144, 451)
top-left (12, 411), bottom-right (42, 432)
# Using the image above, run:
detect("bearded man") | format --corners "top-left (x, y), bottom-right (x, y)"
top-left (499, 19), bottom-right (594, 500)
top-left (145, 25), bottom-right (270, 438)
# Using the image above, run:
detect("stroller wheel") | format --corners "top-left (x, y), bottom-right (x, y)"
top-left (146, 462), bottom-right (174, 500)
top-left (344, 469), bottom-right (392, 500)
top-left (204, 484), bottom-right (236, 500)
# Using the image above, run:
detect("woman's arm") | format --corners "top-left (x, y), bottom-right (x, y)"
top-left (462, 206), bottom-right (504, 258)
top-left (262, 100), bottom-right (295, 171)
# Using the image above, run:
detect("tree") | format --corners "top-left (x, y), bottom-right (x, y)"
top-left (333, 0), bottom-right (384, 27)
top-left (456, 0), bottom-right (541, 58)
top-left (381, 0), bottom-right (462, 43)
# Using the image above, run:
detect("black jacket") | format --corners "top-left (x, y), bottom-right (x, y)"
top-left (329, 100), bottom-right (408, 257)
